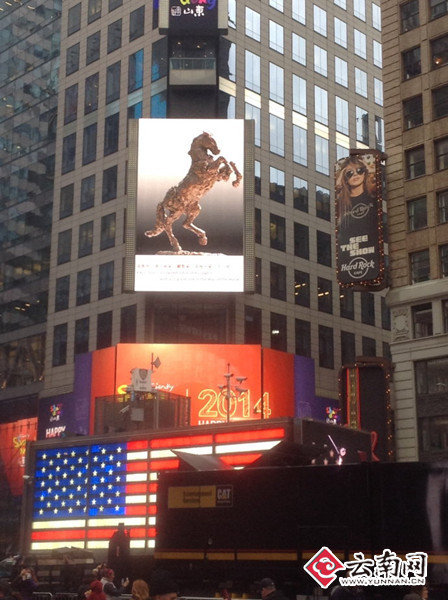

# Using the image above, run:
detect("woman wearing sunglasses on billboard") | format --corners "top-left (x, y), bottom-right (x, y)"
top-left (335, 155), bottom-right (376, 224)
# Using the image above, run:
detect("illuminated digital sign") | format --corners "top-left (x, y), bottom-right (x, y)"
top-left (127, 119), bottom-right (253, 293)
top-left (169, 0), bottom-right (218, 33)
top-left (335, 150), bottom-right (387, 289)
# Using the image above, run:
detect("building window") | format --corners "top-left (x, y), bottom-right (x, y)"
top-left (53, 323), bottom-right (68, 367)
top-left (60, 184), bottom-right (74, 219)
top-left (314, 5), bottom-right (327, 36)
top-left (269, 63), bottom-right (284, 105)
top-left (245, 51), bottom-right (261, 93)
top-left (86, 31), bottom-right (101, 65)
top-left (269, 0), bottom-right (284, 11)
top-left (293, 75), bottom-right (307, 115)
top-left (293, 177), bottom-right (308, 212)
top-left (361, 292), bottom-right (375, 325)
top-left (335, 96), bottom-right (349, 135)
top-left (317, 277), bottom-right (332, 313)
top-left (105, 62), bottom-right (121, 104)
top-left (62, 133), bottom-right (76, 174)
top-left (403, 96), bottom-right (423, 129)
top-left (375, 116), bottom-right (385, 152)
top-left (354, 0), bottom-right (366, 20)
top-left (270, 214), bottom-right (286, 251)
top-left (372, 3), bottom-right (381, 29)
top-left (55, 276), bottom-right (70, 312)
top-left (129, 50), bottom-right (144, 93)
top-left (100, 213), bottom-right (116, 250)
top-left (293, 125), bottom-right (307, 166)
top-left (294, 270), bottom-right (310, 307)
top-left (99, 261), bottom-right (115, 299)
top-left (68, 3), bottom-right (81, 35)
top-left (151, 38), bottom-right (168, 82)
top-left (110, 0), bottom-right (122, 10)
top-left (381, 297), bottom-right (391, 330)
top-left (335, 0), bottom-right (346, 9)
top-left (246, 7), bottom-right (261, 41)
top-left (78, 221), bottom-right (93, 258)
top-left (433, 85), bottom-right (448, 119)
top-left (294, 223), bottom-right (309, 259)
top-left (315, 135), bottom-right (329, 175)
top-left (319, 325), bottom-right (334, 369)
top-left (271, 312), bottom-right (287, 351)
top-left (292, 0), bottom-right (306, 22)
top-left (81, 175), bottom-right (95, 211)
top-left (130, 6), bottom-right (145, 41)
top-left (355, 67), bottom-right (368, 97)
top-left (438, 190), bottom-right (448, 223)
top-left (362, 337), bottom-right (376, 357)
top-left (121, 306), bottom-right (137, 343)
top-left (334, 17), bottom-right (347, 47)
top-left (412, 303), bottom-right (433, 337)
top-left (255, 208), bottom-right (261, 244)
top-left (431, 35), bottom-right (448, 69)
top-left (104, 113), bottom-right (119, 155)
top-left (314, 45), bottom-right (327, 76)
top-left (245, 104), bottom-right (261, 147)
top-left (354, 29), bottom-right (367, 58)
top-left (316, 186), bottom-right (330, 221)
top-left (270, 114), bottom-right (284, 156)
top-left (430, 0), bottom-right (448, 19)
top-left (108, 19), bottom-right (122, 53)
top-left (64, 84), bottom-right (78, 124)
top-left (411, 249), bottom-right (430, 283)
top-left (405, 146), bottom-right (425, 179)
top-left (408, 197), bottom-right (427, 231)
top-left (66, 43), bottom-right (80, 76)
top-left (150, 92), bottom-right (167, 118)
top-left (82, 123), bottom-right (97, 165)
top-left (374, 78), bottom-right (383, 105)
top-left (75, 318), bottom-right (89, 355)
top-left (335, 57), bottom-right (348, 87)
top-left (270, 167), bottom-right (285, 203)
top-left (269, 20), bottom-right (284, 53)
top-left (416, 356), bottom-right (448, 395)
top-left (295, 319), bottom-right (311, 357)
top-left (373, 40), bottom-right (382, 68)
top-left (292, 33), bottom-right (306, 65)
top-left (228, 0), bottom-right (236, 27)
top-left (403, 47), bottom-right (421, 79)
top-left (255, 161), bottom-right (261, 195)
top-left (103, 166), bottom-right (118, 203)
top-left (270, 262), bottom-right (287, 300)
top-left (340, 288), bottom-right (354, 319)
top-left (57, 230), bottom-right (72, 265)
top-left (440, 244), bottom-right (448, 277)
top-left (317, 231), bottom-right (332, 266)
top-left (97, 312), bottom-right (113, 349)
top-left (255, 257), bottom-right (262, 294)
top-left (76, 269), bottom-right (91, 306)
top-left (88, 0), bottom-right (101, 23)
top-left (401, 0), bottom-right (419, 31)
top-left (341, 331), bottom-right (356, 365)
top-left (435, 138), bottom-right (448, 171)
top-left (85, 72), bottom-right (99, 114)
top-left (314, 86), bottom-right (328, 125)
top-left (444, 301), bottom-right (448, 332)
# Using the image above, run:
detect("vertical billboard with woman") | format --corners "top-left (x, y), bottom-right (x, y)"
top-left (335, 150), bottom-right (387, 289)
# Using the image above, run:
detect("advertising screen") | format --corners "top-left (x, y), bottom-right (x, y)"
top-left (127, 119), bottom-right (251, 293)
top-left (335, 151), bottom-right (386, 288)
top-left (168, 0), bottom-right (218, 33)
top-left (0, 418), bottom-right (37, 495)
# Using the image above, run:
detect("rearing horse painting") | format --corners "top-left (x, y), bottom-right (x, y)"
top-left (144, 131), bottom-right (242, 253)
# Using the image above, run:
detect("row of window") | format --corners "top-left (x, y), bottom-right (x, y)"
top-left (52, 304), bottom-right (136, 366)
top-left (66, 7), bottom-right (144, 76)
top-left (410, 245), bottom-right (448, 283)
top-left (403, 84), bottom-right (448, 130)
top-left (405, 138), bottom-right (448, 179)
top-left (228, 0), bottom-right (382, 31)
top-left (60, 166), bottom-right (118, 218)
top-left (64, 50), bottom-right (143, 124)
top-left (401, 0), bottom-right (448, 33)
top-left (57, 213), bottom-right (116, 264)
top-left (402, 34), bottom-right (448, 80)
top-left (244, 306), bottom-right (389, 369)
top-left (55, 261), bottom-right (115, 311)
top-left (407, 190), bottom-right (448, 231)
top-left (412, 299), bottom-right (448, 339)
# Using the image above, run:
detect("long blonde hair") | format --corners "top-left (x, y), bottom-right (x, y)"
top-left (335, 156), bottom-right (376, 219)
top-left (132, 580), bottom-right (150, 600)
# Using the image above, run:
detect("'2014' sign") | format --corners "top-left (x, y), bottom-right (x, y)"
top-left (197, 389), bottom-right (271, 422)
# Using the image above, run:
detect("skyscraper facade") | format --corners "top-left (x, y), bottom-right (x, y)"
top-left (383, 0), bottom-right (448, 461)
top-left (2, 0), bottom-right (390, 414)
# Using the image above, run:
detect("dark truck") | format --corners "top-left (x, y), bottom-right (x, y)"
top-left (154, 461), bottom-right (448, 597)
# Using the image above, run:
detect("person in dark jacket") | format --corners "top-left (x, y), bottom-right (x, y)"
top-left (259, 578), bottom-right (288, 600)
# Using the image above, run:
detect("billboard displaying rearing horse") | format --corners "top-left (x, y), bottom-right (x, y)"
top-left (126, 119), bottom-right (253, 293)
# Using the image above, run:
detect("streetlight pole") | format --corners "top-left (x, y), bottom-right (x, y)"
top-left (218, 363), bottom-right (247, 423)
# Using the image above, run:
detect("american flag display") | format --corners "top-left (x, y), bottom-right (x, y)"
top-left (29, 428), bottom-right (286, 551)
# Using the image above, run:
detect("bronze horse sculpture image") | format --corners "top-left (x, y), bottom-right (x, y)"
top-left (144, 131), bottom-right (242, 253)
